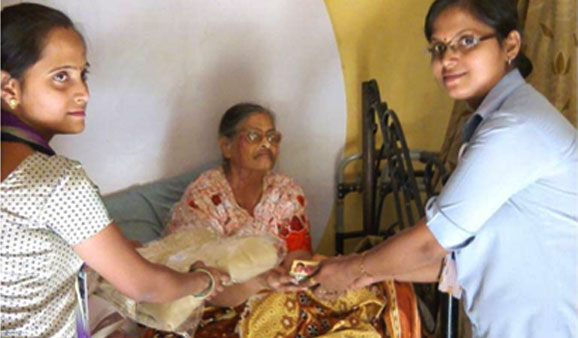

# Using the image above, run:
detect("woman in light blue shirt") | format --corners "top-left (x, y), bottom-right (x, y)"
top-left (313, 0), bottom-right (577, 337)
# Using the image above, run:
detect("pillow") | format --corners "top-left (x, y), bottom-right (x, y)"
top-left (103, 189), bottom-right (163, 244)
top-left (103, 163), bottom-right (215, 243)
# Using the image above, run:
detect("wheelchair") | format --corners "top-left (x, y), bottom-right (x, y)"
top-left (334, 79), bottom-right (459, 337)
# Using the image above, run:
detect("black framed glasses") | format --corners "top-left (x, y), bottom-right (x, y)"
top-left (238, 129), bottom-right (282, 145)
top-left (427, 33), bottom-right (497, 59)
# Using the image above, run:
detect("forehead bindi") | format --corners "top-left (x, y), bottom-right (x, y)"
top-left (35, 27), bottom-right (87, 72)
top-left (431, 7), bottom-right (493, 42)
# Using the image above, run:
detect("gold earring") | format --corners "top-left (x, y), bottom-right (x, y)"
top-left (8, 98), bottom-right (18, 110)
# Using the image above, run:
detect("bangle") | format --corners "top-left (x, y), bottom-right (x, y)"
top-left (359, 251), bottom-right (373, 278)
top-left (191, 268), bottom-right (215, 299)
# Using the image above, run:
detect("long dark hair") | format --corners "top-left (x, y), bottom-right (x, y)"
top-left (424, 0), bottom-right (533, 77)
top-left (2, 3), bottom-right (82, 80)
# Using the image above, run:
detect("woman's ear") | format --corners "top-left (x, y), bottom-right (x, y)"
top-left (1, 70), bottom-right (12, 88)
top-left (1, 70), bottom-right (21, 112)
top-left (219, 137), bottom-right (233, 160)
top-left (504, 30), bottom-right (522, 64)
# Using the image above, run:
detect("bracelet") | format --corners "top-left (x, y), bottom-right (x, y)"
top-left (359, 251), bottom-right (373, 278)
top-left (191, 268), bottom-right (215, 299)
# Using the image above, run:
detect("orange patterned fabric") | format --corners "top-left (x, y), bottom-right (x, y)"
top-left (142, 281), bottom-right (420, 338)
top-left (235, 257), bottom-right (420, 338)
top-left (168, 167), bottom-right (312, 253)
top-left (142, 257), bottom-right (420, 338)
top-left (239, 286), bottom-right (387, 338)
top-left (382, 281), bottom-right (421, 338)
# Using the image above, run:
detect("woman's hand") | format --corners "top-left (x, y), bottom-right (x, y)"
top-left (206, 265), bottom-right (302, 307)
top-left (258, 266), bottom-right (306, 293)
top-left (188, 261), bottom-right (230, 300)
top-left (309, 254), bottom-right (363, 293)
top-left (349, 273), bottom-right (377, 290)
top-left (314, 288), bottom-right (346, 301)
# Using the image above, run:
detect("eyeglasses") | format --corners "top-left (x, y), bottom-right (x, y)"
top-left (238, 129), bottom-right (282, 145)
top-left (427, 33), bottom-right (497, 59)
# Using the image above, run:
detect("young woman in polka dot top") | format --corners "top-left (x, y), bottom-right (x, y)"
top-left (0, 3), bottom-right (229, 337)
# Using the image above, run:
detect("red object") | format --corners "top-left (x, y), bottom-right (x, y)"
top-left (211, 194), bottom-right (222, 205)
top-left (297, 195), bottom-right (305, 206)
top-left (290, 216), bottom-right (303, 231)
top-left (285, 231), bottom-right (312, 253)
top-left (188, 199), bottom-right (198, 209)
top-left (278, 223), bottom-right (290, 237)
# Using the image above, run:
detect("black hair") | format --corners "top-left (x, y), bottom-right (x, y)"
top-left (218, 103), bottom-right (276, 139)
top-left (424, 0), bottom-right (532, 77)
top-left (1, 3), bottom-right (82, 80)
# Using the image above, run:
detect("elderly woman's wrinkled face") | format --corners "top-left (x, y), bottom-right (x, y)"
top-left (222, 112), bottom-right (281, 172)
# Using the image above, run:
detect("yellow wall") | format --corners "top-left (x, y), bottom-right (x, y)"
top-left (317, 0), bottom-right (455, 254)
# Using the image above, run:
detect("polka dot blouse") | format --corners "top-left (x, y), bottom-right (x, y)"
top-left (1, 153), bottom-right (111, 337)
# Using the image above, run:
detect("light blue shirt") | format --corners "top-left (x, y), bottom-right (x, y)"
top-left (426, 70), bottom-right (578, 337)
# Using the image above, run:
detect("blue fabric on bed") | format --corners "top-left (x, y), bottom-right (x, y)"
top-left (103, 163), bottom-right (215, 243)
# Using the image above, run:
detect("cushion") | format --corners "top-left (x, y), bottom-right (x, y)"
top-left (103, 163), bottom-right (215, 243)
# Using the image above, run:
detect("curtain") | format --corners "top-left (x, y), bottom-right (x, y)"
top-left (519, 0), bottom-right (576, 126)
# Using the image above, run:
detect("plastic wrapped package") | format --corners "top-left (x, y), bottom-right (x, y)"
top-left (93, 227), bottom-right (286, 337)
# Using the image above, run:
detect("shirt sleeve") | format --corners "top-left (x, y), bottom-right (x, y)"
top-left (41, 163), bottom-right (112, 245)
top-left (426, 114), bottom-right (556, 249)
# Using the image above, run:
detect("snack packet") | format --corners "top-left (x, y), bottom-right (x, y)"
top-left (289, 259), bottom-right (319, 282)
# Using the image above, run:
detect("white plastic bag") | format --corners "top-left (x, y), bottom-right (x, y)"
top-left (94, 227), bottom-right (285, 336)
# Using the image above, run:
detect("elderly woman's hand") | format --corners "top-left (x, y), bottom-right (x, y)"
top-left (258, 266), bottom-right (307, 293)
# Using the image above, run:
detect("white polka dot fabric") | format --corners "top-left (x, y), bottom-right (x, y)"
top-left (1, 153), bottom-right (111, 337)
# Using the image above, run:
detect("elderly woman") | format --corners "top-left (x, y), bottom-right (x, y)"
top-left (169, 103), bottom-right (313, 302)
top-left (144, 103), bottom-right (420, 338)
top-left (140, 103), bottom-right (311, 337)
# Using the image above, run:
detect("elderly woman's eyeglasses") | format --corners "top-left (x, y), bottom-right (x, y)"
top-left (427, 33), bottom-right (496, 59)
top-left (239, 129), bottom-right (282, 145)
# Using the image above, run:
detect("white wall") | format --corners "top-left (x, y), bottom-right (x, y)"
top-left (3, 0), bottom-right (347, 248)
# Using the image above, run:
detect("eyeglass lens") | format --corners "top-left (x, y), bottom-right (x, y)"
top-left (244, 130), bottom-right (281, 144)
top-left (427, 34), bottom-right (494, 59)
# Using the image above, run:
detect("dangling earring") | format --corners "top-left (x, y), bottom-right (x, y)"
top-left (8, 98), bottom-right (18, 110)
top-left (507, 58), bottom-right (512, 66)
